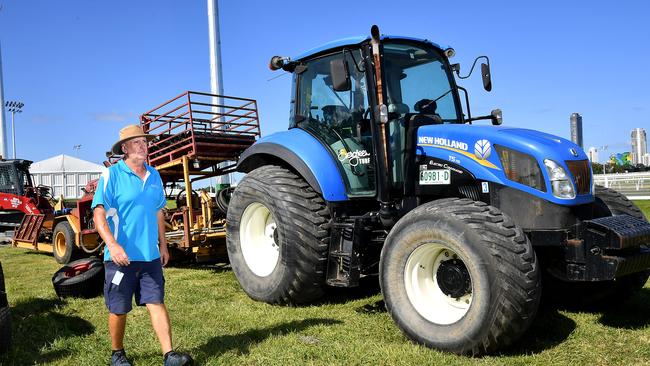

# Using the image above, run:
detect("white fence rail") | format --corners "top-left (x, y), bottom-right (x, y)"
top-left (593, 172), bottom-right (650, 200)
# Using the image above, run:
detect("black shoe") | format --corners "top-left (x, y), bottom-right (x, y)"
top-left (110, 349), bottom-right (132, 366)
top-left (164, 351), bottom-right (194, 366)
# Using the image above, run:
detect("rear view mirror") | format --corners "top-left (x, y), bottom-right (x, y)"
top-left (491, 109), bottom-right (502, 125)
top-left (481, 63), bottom-right (492, 92)
top-left (330, 59), bottom-right (351, 92)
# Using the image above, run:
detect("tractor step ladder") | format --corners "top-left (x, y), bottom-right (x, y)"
top-left (326, 220), bottom-right (362, 287)
top-left (13, 214), bottom-right (45, 246)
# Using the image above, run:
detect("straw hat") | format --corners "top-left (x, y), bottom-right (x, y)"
top-left (111, 124), bottom-right (155, 154)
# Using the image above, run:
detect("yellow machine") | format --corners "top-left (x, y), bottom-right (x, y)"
top-left (14, 91), bottom-right (260, 264)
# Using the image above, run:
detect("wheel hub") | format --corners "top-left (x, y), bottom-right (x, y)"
top-left (240, 202), bottom-right (280, 277)
top-left (436, 259), bottom-right (471, 298)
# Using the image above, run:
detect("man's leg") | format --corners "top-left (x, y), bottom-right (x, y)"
top-left (109, 313), bottom-right (127, 350)
top-left (146, 303), bottom-right (172, 354)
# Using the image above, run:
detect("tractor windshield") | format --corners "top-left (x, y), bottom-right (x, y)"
top-left (382, 42), bottom-right (461, 191)
top-left (383, 42), bottom-right (461, 122)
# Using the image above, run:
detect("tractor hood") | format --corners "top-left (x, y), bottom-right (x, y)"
top-left (416, 124), bottom-right (593, 205)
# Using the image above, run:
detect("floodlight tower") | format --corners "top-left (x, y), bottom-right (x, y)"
top-left (5, 100), bottom-right (23, 159)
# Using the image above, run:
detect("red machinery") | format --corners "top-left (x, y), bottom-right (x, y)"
top-left (0, 159), bottom-right (53, 230)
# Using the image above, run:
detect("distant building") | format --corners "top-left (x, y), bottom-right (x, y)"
top-left (631, 128), bottom-right (647, 165)
top-left (587, 147), bottom-right (598, 163)
top-left (643, 153), bottom-right (650, 166)
top-left (570, 113), bottom-right (583, 148)
top-left (30, 154), bottom-right (103, 199)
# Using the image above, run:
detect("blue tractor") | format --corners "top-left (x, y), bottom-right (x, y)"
top-left (226, 26), bottom-right (650, 355)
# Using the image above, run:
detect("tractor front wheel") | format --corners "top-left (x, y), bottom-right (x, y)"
top-left (226, 165), bottom-right (330, 305)
top-left (380, 198), bottom-right (541, 355)
top-left (53, 221), bottom-right (76, 264)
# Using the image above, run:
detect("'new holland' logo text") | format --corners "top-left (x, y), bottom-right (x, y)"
top-left (418, 136), bottom-right (469, 151)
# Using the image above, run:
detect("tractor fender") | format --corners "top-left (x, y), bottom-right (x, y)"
top-left (237, 129), bottom-right (348, 202)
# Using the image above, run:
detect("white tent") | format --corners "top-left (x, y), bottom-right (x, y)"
top-left (30, 154), bottom-right (104, 199)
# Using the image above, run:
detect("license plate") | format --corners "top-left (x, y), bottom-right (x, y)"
top-left (419, 169), bottom-right (451, 185)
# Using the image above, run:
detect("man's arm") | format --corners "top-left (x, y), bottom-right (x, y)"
top-left (94, 205), bottom-right (130, 266)
top-left (157, 210), bottom-right (169, 266)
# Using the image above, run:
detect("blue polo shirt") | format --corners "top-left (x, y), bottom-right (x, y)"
top-left (91, 160), bottom-right (166, 262)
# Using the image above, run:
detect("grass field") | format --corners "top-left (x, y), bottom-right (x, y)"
top-left (0, 202), bottom-right (649, 365)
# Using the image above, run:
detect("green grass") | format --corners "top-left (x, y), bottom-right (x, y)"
top-left (1, 246), bottom-right (650, 366)
top-left (2, 200), bottom-right (650, 365)
top-left (635, 200), bottom-right (650, 218)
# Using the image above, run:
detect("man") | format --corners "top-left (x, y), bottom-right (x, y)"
top-left (92, 124), bottom-right (193, 366)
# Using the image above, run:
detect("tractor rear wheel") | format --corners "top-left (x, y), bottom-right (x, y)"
top-left (380, 198), bottom-right (540, 355)
top-left (53, 221), bottom-right (76, 264)
top-left (226, 165), bottom-right (330, 305)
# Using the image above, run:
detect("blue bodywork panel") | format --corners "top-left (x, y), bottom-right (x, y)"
top-left (293, 35), bottom-right (448, 61)
top-left (416, 125), bottom-right (594, 205)
top-left (242, 128), bottom-right (348, 202)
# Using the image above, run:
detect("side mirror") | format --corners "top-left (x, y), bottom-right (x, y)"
top-left (481, 63), bottom-right (492, 92)
top-left (330, 59), bottom-right (351, 92)
top-left (269, 56), bottom-right (285, 71)
top-left (490, 109), bottom-right (502, 125)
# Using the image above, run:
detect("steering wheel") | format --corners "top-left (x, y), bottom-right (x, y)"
top-left (36, 184), bottom-right (53, 199)
top-left (175, 189), bottom-right (200, 209)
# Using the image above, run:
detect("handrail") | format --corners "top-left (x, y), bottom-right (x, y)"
top-left (140, 91), bottom-right (261, 168)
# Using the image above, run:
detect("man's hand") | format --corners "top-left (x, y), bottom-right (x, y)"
top-left (108, 243), bottom-right (130, 266)
top-left (160, 244), bottom-right (170, 266)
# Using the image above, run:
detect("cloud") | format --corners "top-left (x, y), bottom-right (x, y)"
top-left (534, 108), bottom-right (553, 114)
top-left (632, 106), bottom-right (644, 112)
top-left (30, 115), bottom-right (58, 124)
top-left (92, 112), bottom-right (128, 122)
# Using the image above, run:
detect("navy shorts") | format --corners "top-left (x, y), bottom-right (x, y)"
top-left (104, 259), bottom-right (165, 314)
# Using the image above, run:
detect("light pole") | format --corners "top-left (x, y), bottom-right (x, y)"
top-left (5, 100), bottom-right (23, 159)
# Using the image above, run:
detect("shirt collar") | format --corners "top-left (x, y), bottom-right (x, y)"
top-left (117, 159), bottom-right (153, 176)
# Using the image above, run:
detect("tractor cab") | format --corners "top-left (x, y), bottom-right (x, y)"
top-left (0, 159), bottom-right (35, 197)
top-left (272, 32), bottom-right (497, 206)
top-left (282, 37), bottom-right (465, 199)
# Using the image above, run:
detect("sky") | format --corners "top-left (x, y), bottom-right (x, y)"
top-left (0, 0), bottom-right (648, 165)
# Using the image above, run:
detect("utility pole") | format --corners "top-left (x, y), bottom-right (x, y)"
top-left (0, 42), bottom-right (7, 158)
top-left (5, 101), bottom-right (23, 159)
top-left (207, 0), bottom-right (230, 188)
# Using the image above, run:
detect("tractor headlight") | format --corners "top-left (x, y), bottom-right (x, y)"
top-left (495, 146), bottom-right (546, 191)
top-left (544, 159), bottom-right (576, 199)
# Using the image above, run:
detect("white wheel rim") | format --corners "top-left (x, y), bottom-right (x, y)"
top-left (404, 243), bottom-right (472, 325)
top-left (240, 202), bottom-right (279, 277)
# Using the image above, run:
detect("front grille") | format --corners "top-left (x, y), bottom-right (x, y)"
top-left (565, 159), bottom-right (591, 195)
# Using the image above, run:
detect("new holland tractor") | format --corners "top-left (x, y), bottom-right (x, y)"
top-left (226, 26), bottom-right (650, 355)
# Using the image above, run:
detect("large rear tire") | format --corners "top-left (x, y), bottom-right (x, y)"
top-left (0, 262), bottom-right (10, 354)
top-left (53, 221), bottom-right (77, 264)
top-left (380, 198), bottom-right (540, 355)
top-left (0, 307), bottom-right (10, 354)
top-left (226, 165), bottom-right (330, 305)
